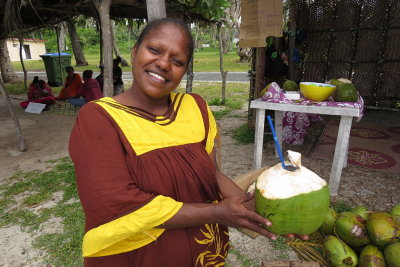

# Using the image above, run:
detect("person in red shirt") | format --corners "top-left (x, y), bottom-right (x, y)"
top-left (20, 76), bottom-right (56, 108)
top-left (68, 70), bottom-right (102, 107)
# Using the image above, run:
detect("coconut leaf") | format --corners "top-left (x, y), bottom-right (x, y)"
top-left (285, 237), bottom-right (328, 266)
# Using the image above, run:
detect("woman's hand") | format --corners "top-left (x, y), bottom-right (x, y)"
top-left (213, 192), bottom-right (278, 240)
top-left (214, 192), bottom-right (309, 241)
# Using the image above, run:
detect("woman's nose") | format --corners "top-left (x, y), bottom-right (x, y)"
top-left (155, 56), bottom-right (171, 71)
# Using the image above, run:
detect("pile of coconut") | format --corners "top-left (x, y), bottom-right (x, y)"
top-left (252, 150), bottom-right (400, 267)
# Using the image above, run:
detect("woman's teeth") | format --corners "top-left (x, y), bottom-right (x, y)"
top-left (148, 72), bottom-right (166, 81)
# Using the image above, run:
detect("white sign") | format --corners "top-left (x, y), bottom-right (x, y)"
top-left (25, 102), bottom-right (46, 114)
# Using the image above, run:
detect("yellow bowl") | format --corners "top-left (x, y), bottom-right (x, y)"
top-left (299, 82), bottom-right (336, 102)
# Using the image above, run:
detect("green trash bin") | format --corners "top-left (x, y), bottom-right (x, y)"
top-left (40, 52), bottom-right (72, 86)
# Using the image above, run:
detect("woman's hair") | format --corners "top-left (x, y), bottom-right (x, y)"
top-left (33, 76), bottom-right (39, 84)
top-left (65, 66), bottom-right (74, 72)
top-left (82, 70), bottom-right (93, 79)
top-left (38, 80), bottom-right (45, 88)
top-left (135, 18), bottom-right (194, 63)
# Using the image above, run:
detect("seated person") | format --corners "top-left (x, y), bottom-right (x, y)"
top-left (113, 57), bottom-right (124, 95)
top-left (95, 64), bottom-right (104, 93)
top-left (68, 70), bottom-right (103, 107)
top-left (55, 66), bottom-right (83, 100)
top-left (20, 76), bottom-right (56, 108)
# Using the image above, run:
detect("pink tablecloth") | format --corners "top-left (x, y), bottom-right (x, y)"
top-left (261, 82), bottom-right (364, 145)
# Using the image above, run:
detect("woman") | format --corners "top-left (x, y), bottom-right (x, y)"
top-left (69, 18), bottom-right (305, 267)
top-left (20, 76), bottom-right (56, 108)
top-left (68, 70), bottom-right (102, 107)
top-left (56, 66), bottom-right (83, 100)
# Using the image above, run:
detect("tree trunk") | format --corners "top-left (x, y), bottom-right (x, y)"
top-left (66, 18), bottom-right (88, 66)
top-left (146, 0), bottom-right (166, 22)
top-left (0, 77), bottom-right (26, 152)
top-left (0, 39), bottom-right (18, 82)
top-left (111, 20), bottom-right (129, 67)
top-left (18, 37), bottom-right (28, 91)
top-left (92, 0), bottom-right (113, 97)
top-left (185, 57), bottom-right (194, 93)
top-left (57, 23), bottom-right (66, 52)
top-left (218, 24), bottom-right (228, 104)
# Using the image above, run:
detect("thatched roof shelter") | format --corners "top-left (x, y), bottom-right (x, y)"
top-left (0, 0), bottom-right (212, 39)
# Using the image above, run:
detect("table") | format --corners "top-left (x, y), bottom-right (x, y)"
top-left (250, 98), bottom-right (361, 196)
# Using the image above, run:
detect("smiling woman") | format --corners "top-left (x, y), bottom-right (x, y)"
top-left (69, 17), bottom-right (285, 267)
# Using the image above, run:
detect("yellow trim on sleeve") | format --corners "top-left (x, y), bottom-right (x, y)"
top-left (82, 195), bottom-right (183, 257)
top-left (205, 104), bottom-right (217, 154)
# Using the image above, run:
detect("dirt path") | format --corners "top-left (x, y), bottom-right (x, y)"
top-left (1, 96), bottom-right (399, 266)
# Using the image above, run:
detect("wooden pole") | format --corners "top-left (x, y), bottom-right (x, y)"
top-left (254, 47), bottom-right (266, 99)
top-left (92, 0), bottom-right (113, 97)
top-left (0, 77), bottom-right (26, 152)
top-left (288, 21), bottom-right (296, 80)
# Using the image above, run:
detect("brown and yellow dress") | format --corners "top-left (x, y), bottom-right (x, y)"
top-left (69, 92), bottom-right (229, 266)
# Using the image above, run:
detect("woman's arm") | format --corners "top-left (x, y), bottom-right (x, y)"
top-left (160, 148), bottom-right (277, 239)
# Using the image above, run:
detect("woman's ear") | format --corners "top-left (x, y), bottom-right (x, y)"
top-left (131, 45), bottom-right (138, 65)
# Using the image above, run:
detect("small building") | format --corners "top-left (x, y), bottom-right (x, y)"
top-left (6, 38), bottom-right (47, 61)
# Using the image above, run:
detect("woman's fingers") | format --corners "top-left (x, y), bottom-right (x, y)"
top-left (285, 233), bottom-right (309, 240)
top-left (239, 219), bottom-right (277, 240)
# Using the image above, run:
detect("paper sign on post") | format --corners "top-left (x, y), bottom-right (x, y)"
top-left (239, 0), bottom-right (283, 48)
top-left (25, 102), bottom-right (46, 114)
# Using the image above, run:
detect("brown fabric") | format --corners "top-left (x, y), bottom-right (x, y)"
top-left (69, 93), bottom-right (229, 266)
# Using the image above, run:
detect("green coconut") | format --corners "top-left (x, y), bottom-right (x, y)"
top-left (320, 207), bottom-right (338, 235)
top-left (327, 79), bottom-right (345, 87)
top-left (351, 206), bottom-right (370, 220)
top-left (283, 80), bottom-right (299, 91)
top-left (335, 211), bottom-right (371, 246)
top-left (383, 242), bottom-right (400, 267)
top-left (334, 83), bottom-right (358, 102)
top-left (359, 245), bottom-right (387, 267)
top-left (367, 212), bottom-right (400, 247)
top-left (259, 83), bottom-right (272, 98)
top-left (324, 235), bottom-right (358, 267)
top-left (255, 151), bottom-right (330, 235)
top-left (390, 205), bottom-right (400, 223)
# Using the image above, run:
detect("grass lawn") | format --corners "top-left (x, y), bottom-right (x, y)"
top-left (11, 48), bottom-right (251, 73)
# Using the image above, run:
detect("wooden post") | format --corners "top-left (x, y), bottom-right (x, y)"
top-left (254, 47), bottom-right (266, 99)
top-left (0, 77), bottom-right (26, 152)
top-left (92, 0), bottom-right (113, 97)
top-left (146, 0), bottom-right (166, 22)
top-left (288, 21), bottom-right (296, 80)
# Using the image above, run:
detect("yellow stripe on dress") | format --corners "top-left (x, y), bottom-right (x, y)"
top-left (96, 93), bottom-right (212, 156)
top-left (82, 195), bottom-right (183, 257)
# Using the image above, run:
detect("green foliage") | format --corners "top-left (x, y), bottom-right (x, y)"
top-left (179, 0), bottom-right (231, 20)
top-left (212, 109), bottom-right (232, 120)
top-left (332, 201), bottom-right (353, 213)
top-left (269, 236), bottom-right (290, 260)
top-left (233, 124), bottom-right (255, 144)
top-left (227, 248), bottom-right (257, 267)
top-left (208, 98), bottom-right (225, 106)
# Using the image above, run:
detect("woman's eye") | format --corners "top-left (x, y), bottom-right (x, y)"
top-left (148, 47), bottom-right (160, 54)
top-left (173, 59), bottom-right (185, 67)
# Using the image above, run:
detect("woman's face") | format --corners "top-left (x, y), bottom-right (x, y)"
top-left (66, 68), bottom-right (74, 77)
top-left (131, 23), bottom-right (189, 100)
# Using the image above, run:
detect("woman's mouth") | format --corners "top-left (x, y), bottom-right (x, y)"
top-left (147, 71), bottom-right (168, 82)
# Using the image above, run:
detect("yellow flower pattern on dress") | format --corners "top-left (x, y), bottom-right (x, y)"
top-left (195, 224), bottom-right (229, 266)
